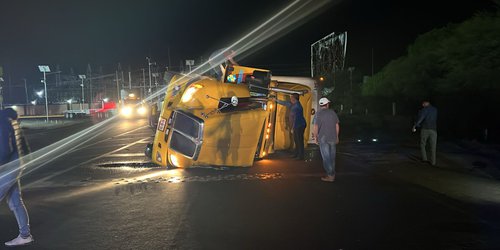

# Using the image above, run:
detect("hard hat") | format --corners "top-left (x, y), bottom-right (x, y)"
top-left (319, 97), bottom-right (331, 106)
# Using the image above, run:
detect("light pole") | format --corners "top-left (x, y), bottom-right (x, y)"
top-left (146, 57), bottom-right (156, 94)
top-left (78, 75), bottom-right (86, 110)
top-left (38, 65), bottom-right (51, 122)
top-left (146, 57), bottom-right (152, 94)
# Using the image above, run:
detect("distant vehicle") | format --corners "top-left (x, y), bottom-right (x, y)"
top-left (64, 99), bottom-right (116, 119)
top-left (119, 93), bottom-right (148, 118)
top-left (145, 64), bottom-right (318, 168)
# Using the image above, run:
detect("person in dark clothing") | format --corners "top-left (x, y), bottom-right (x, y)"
top-left (276, 93), bottom-right (307, 160)
top-left (412, 100), bottom-right (438, 166)
top-left (0, 108), bottom-right (34, 246)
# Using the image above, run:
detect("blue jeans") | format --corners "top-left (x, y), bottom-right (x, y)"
top-left (293, 126), bottom-right (306, 159)
top-left (319, 141), bottom-right (337, 176)
top-left (0, 172), bottom-right (31, 238)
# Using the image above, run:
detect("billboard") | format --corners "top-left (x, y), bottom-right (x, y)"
top-left (310, 32), bottom-right (348, 78)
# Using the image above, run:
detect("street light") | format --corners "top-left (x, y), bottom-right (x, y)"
top-left (36, 90), bottom-right (44, 98)
top-left (38, 65), bottom-right (50, 122)
top-left (78, 75), bottom-right (86, 110)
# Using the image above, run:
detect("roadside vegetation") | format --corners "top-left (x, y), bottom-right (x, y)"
top-left (333, 4), bottom-right (500, 142)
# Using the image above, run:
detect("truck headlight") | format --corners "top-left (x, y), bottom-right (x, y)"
top-left (170, 154), bottom-right (179, 167)
top-left (181, 84), bottom-right (203, 103)
top-left (137, 106), bottom-right (147, 115)
top-left (120, 107), bottom-right (133, 117)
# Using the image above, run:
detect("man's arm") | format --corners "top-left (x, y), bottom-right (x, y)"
top-left (275, 99), bottom-right (291, 108)
top-left (336, 122), bottom-right (340, 144)
top-left (415, 108), bottom-right (427, 128)
top-left (313, 124), bottom-right (319, 144)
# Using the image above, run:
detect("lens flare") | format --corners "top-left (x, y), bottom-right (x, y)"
top-left (1, 0), bottom-right (334, 193)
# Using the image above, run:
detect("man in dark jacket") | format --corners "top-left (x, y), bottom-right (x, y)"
top-left (412, 100), bottom-right (438, 166)
top-left (0, 108), bottom-right (34, 246)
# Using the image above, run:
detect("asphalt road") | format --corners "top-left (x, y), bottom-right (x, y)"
top-left (1, 117), bottom-right (499, 249)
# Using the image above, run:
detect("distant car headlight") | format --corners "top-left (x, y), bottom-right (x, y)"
top-left (137, 106), bottom-right (147, 115)
top-left (120, 107), bottom-right (133, 117)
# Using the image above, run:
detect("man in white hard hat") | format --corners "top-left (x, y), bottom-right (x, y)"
top-left (313, 97), bottom-right (340, 182)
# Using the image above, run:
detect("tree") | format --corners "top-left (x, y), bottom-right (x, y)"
top-left (362, 9), bottom-right (500, 99)
top-left (361, 7), bottom-right (500, 140)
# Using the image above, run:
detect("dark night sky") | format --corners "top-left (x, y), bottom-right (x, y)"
top-left (0, 0), bottom-right (497, 84)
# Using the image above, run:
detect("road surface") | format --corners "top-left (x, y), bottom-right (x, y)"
top-left (1, 117), bottom-right (499, 249)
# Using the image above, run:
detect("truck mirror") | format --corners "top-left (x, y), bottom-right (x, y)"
top-left (145, 143), bottom-right (153, 158)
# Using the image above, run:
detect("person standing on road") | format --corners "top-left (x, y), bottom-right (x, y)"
top-left (412, 100), bottom-right (438, 166)
top-left (313, 97), bottom-right (339, 182)
top-left (275, 93), bottom-right (307, 160)
top-left (0, 108), bottom-right (34, 246)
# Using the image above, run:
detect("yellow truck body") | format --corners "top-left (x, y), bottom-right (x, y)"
top-left (147, 65), bottom-right (317, 168)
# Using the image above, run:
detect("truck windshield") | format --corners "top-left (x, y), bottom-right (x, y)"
top-left (123, 99), bottom-right (140, 105)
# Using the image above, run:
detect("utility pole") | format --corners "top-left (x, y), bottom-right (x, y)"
top-left (23, 78), bottom-right (28, 104)
top-left (142, 68), bottom-right (146, 97)
top-left (22, 78), bottom-right (29, 115)
top-left (168, 46), bottom-right (171, 70)
top-left (348, 67), bottom-right (355, 115)
top-left (87, 64), bottom-right (93, 108)
top-left (121, 71), bottom-right (125, 89)
top-left (115, 71), bottom-right (120, 102)
top-left (43, 71), bottom-right (48, 122)
top-left (147, 57), bottom-right (151, 94)
top-left (128, 71), bottom-right (132, 89)
top-left (146, 57), bottom-right (155, 95)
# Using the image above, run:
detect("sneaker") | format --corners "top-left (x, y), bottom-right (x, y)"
top-left (5, 235), bottom-right (34, 247)
top-left (321, 175), bottom-right (335, 182)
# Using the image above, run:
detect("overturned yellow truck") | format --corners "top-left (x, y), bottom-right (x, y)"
top-left (146, 64), bottom-right (318, 168)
